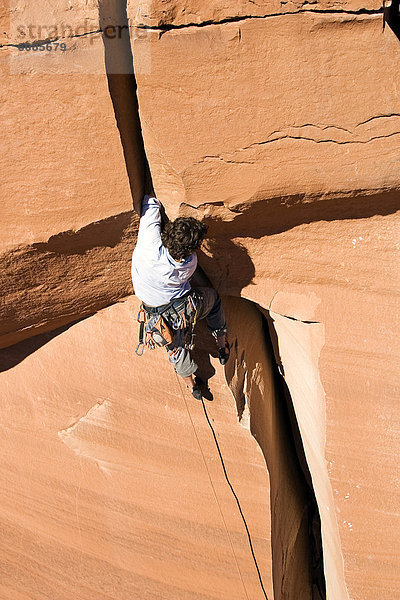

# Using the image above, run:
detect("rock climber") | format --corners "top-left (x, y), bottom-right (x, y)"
top-left (131, 192), bottom-right (230, 400)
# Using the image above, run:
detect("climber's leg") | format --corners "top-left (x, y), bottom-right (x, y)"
top-left (166, 342), bottom-right (203, 399)
top-left (193, 287), bottom-right (230, 364)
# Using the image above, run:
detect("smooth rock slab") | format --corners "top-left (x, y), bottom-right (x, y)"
top-left (134, 15), bottom-right (400, 215)
top-left (0, 296), bottom-right (272, 600)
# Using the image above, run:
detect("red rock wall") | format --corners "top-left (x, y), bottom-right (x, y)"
top-left (224, 297), bottom-right (319, 599)
top-left (1, 1), bottom-right (400, 599)
top-left (0, 1), bottom-right (140, 348)
top-left (132, 4), bottom-right (400, 599)
top-left (0, 297), bottom-right (273, 600)
top-left (133, 6), bottom-right (400, 216)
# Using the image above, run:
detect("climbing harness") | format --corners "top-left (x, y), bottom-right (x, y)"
top-left (135, 291), bottom-right (199, 356)
top-left (135, 309), bottom-right (173, 355)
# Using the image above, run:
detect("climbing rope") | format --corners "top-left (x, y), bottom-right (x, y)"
top-left (175, 373), bottom-right (269, 600)
top-left (175, 374), bottom-right (249, 600)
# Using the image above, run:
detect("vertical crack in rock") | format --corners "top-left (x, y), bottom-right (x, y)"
top-left (383, 0), bottom-right (400, 41)
top-left (264, 311), bottom-right (327, 600)
top-left (225, 297), bottom-right (329, 599)
top-left (98, 0), bottom-right (148, 209)
top-left (265, 307), bottom-right (350, 600)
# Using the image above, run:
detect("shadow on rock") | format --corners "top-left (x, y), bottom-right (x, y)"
top-left (190, 319), bottom-right (220, 401)
top-left (0, 317), bottom-right (89, 372)
top-left (199, 218), bottom-right (256, 297)
top-left (203, 188), bottom-right (400, 241)
top-left (190, 188), bottom-right (400, 298)
top-left (384, 0), bottom-right (400, 42)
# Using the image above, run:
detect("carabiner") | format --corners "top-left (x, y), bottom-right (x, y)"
top-left (137, 308), bottom-right (147, 323)
top-left (135, 342), bottom-right (145, 356)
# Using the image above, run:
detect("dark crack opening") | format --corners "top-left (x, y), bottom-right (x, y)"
top-left (262, 310), bottom-right (326, 600)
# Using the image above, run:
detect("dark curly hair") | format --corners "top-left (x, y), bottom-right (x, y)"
top-left (161, 217), bottom-right (208, 262)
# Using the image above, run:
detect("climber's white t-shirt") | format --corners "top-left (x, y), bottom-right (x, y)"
top-left (131, 195), bottom-right (197, 307)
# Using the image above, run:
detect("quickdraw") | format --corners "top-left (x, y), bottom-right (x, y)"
top-left (135, 308), bottom-right (147, 356)
top-left (185, 294), bottom-right (199, 351)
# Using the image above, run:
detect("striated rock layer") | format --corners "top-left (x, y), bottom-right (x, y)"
top-left (0, 10), bottom-right (138, 348)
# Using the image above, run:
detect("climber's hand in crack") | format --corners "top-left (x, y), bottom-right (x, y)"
top-left (133, 162), bottom-right (155, 216)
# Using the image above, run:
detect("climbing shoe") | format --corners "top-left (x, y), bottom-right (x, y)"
top-left (218, 341), bottom-right (230, 366)
top-left (192, 376), bottom-right (203, 401)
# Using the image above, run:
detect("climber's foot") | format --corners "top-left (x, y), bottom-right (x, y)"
top-left (217, 339), bottom-right (230, 366)
top-left (192, 376), bottom-right (203, 400)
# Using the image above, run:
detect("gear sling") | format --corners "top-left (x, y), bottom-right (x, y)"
top-left (135, 291), bottom-right (198, 356)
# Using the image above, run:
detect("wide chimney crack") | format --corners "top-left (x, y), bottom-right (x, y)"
top-left (225, 297), bottom-right (329, 599)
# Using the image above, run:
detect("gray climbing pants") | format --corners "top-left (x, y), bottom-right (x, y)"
top-left (164, 287), bottom-right (226, 378)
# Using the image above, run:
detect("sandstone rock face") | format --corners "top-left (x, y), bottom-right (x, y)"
top-left (133, 0), bottom-right (382, 26)
top-left (2, 1), bottom-right (400, 599)
top-left (0, 211), bottom-right (138, 348)
top-left (133, 7), bottom-right (400, 600)
top-left (1, 6), bottom-right (139, 347)
top-left (1, 46), bottom-right (130, 249)
top-left (133, 13), bottom-right (399, 217)
top-left (0, 298), bottom-right (272, 600)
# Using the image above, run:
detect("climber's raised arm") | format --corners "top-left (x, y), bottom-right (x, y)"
top-left (132, 161), bottom-right (155, 216)
top-left (136, 195), bottom-right (162, 246)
